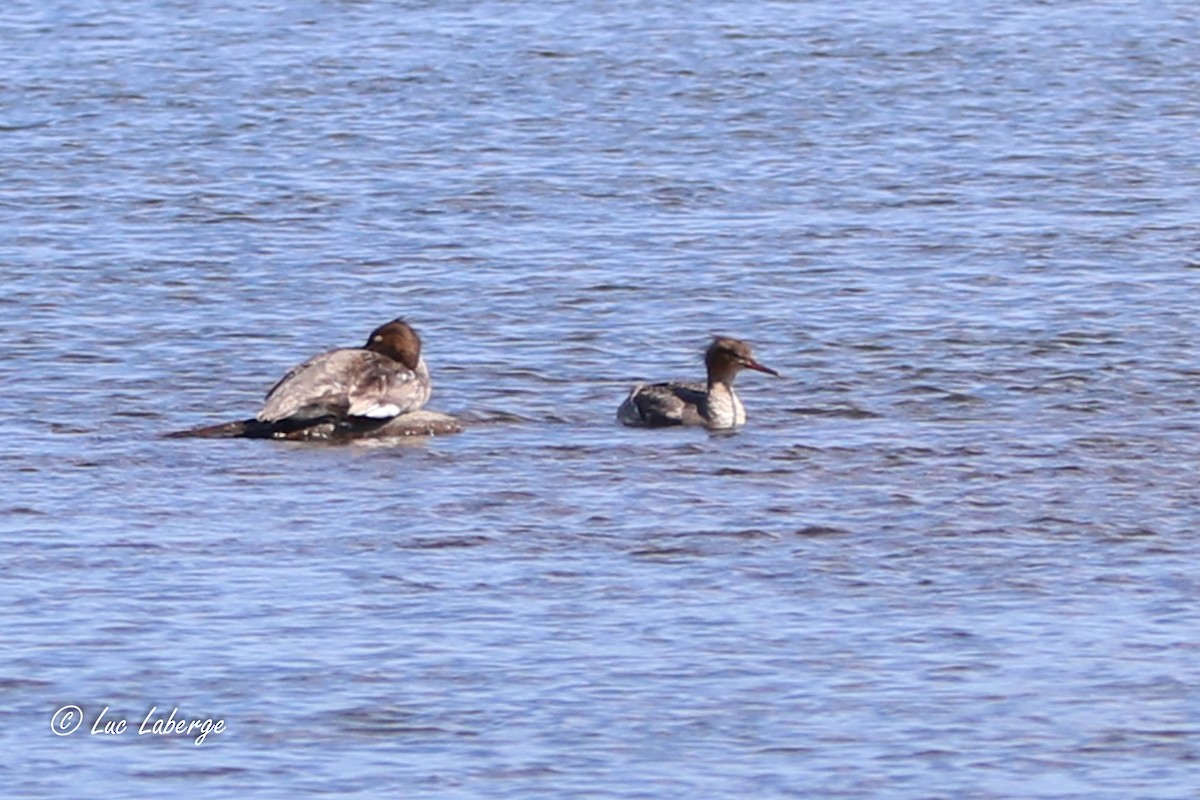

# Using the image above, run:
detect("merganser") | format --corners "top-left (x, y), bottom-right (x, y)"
top-left (617, 336), bottom-right (779, 429)
top-left (257, 318), bottom-right (431, 425)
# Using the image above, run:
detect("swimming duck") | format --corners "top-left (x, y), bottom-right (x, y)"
top-left (257, 318), bottom-right (431, 425)
top-left (617, 336), bottom-right (778, 429)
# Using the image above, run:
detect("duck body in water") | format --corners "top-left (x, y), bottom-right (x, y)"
top-left (617, 336), bottom-right (779, 430)
top-left (167, 318), bottom-right (457, 441)
top-left (257, 318), bottom-right (431, 424)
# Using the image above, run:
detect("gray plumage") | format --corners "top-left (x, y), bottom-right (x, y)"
top-left (256, 319), bottom-right (431, 424)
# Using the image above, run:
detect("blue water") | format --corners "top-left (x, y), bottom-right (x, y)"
top-left (2, 0), bottom-right (1200, 797)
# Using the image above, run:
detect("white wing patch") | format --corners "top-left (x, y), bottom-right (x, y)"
top-left (358, 403), bottom-right (402, 419)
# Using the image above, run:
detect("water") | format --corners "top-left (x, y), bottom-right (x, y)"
top-left (2, 0), bottom-right (1200, 797)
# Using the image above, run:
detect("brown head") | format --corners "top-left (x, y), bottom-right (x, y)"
top-left (364, 318), bottom-right (422, 371)
top-left (705, 336), bottom-right (780, 385)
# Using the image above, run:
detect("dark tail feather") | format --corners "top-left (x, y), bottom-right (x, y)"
top-left (162, 417), bottom-right (330, 439)
top-left (164, 412), bottom-right (461, 441)
top-left (164, 418), bottom-right (267, 439)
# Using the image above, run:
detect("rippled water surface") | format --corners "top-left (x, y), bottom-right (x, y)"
top-left (3, 0), bottom-right (1200, 797)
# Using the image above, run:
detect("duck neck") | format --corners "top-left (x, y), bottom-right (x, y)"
top-left (706, 358), bottom-right (739, 390)
top-left (704, 380), bottom-right (744, 428)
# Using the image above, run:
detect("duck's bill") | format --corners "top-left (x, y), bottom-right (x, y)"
top-left (745, 360), bottom-right (780, 377)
